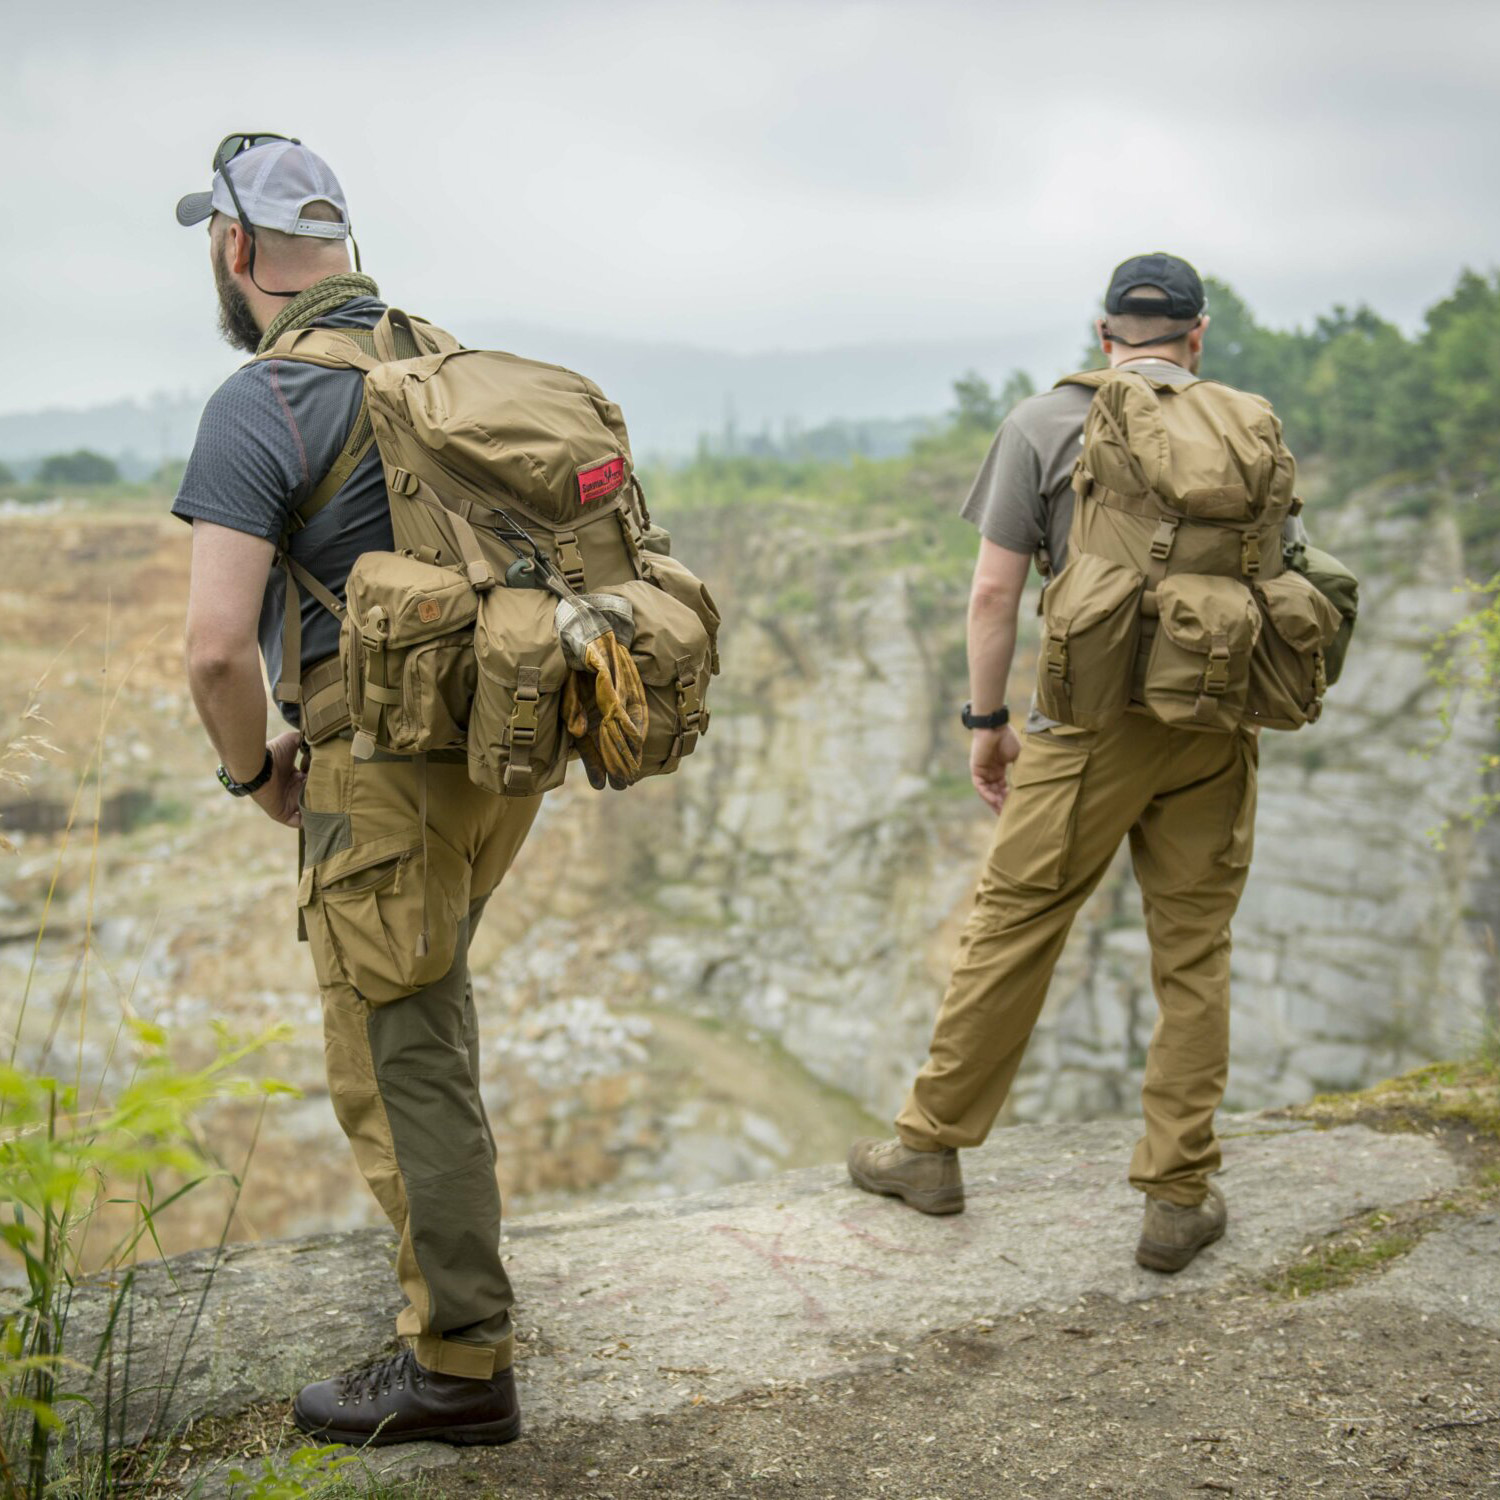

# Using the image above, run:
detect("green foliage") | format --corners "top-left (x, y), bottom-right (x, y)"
top-left (35, 452), bottom-right (120, 489)
top-left (224, 1444), bottom-right (362, 1498)
top-left (0, 462), bottom-right (14, 488)
top-left (1198, 269), bottom-right (1500, 512)
top-left (0, 1021), bottom-right (295, 1496)
top-left (950, 369), bottom-right (1035, 433)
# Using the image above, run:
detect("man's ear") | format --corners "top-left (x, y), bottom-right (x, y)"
top-left (226, 221), bottom-right (254, 276)
top-left (1188, 315), bottom-right (1209, 354)
top-left (1095, 317), bottom-right (1113, 356)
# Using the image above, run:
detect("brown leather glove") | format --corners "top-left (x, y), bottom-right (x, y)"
top-left (563, 629), bottom-right (649, 790)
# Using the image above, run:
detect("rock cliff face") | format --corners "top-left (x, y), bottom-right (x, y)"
top-left (535, 481), bottom-right (1500, 1129)
top-left (1, 478), bottom-right (1495, 1247)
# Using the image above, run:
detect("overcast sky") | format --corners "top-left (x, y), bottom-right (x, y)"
top-left (4, 0), bottom-right (1498, 416)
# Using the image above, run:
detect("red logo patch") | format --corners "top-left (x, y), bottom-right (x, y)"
top-left (578, 456), bottom-right (625, 505)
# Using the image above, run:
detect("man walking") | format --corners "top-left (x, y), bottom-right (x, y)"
top-left (849, 254), bottom-right (1290, 1273)
top-left (175, 135), bottom-right (533, 1444)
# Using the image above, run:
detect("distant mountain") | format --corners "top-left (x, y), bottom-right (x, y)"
top-left (0, 394), bottom-right (206, 481)
top-left (0, 326), bottom-right (1039, 470)
top-left (458, 320), bottom-right (1035, 459)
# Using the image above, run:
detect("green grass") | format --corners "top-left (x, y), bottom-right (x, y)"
top-left (1266, 1221), bottom-right (1418, 1298)
top-left (1297, 1051), bottom-right (1500, 1137)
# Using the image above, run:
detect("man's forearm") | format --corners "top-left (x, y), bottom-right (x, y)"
top-left (187, 645), bottom-right (273, 781)
top-left (967, 597), bottom-right (1019, 714)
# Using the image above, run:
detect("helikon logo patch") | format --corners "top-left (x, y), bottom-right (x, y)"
top-left (578, 456), bottom-right (626, 505)
top-left (418, 600), bottom-right (441, 623)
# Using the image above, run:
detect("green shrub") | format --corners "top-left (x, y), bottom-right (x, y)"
top-left (35, 453), bottom-right (120, 489)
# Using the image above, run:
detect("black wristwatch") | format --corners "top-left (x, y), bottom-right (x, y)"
top-left (217, 748), bottom-right (275, 798)
top-left (961, 702), bottom-right (1010, 731)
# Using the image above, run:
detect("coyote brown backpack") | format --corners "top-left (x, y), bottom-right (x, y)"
top-left (257, 308), bottom-right (719, 795)
top-left (1034, 367), bottom-right (1342, 733)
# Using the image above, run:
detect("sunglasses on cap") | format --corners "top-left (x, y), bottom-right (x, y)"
top-left (213, 133), bottom-right (301, 239)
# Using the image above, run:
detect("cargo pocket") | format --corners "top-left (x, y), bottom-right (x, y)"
top-left (1141, 575), bottom-right (1260, 733)
top-left (595, 578), bottom-right (714, 777)
top-left (299, 832), bottom-right (469, 1004)
top-left (1034, 553), bottom-right (1145, 731)
top-left (468, 586), bottom-right (570, 797)
top-left (1245, 571), bottom-right (1343, 731)
top-left (341, 552), bottom-right (480, 757)
top-left (989, 734), bottom-right (1089, 891)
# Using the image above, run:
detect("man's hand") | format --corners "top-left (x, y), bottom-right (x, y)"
top-left (970, 724), bottom-right (1022, 815)
top-left (250, 730), bottom-right (306, 828)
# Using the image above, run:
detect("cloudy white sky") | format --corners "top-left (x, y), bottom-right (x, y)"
top-left (4, 0), bottom-right (1498, 415)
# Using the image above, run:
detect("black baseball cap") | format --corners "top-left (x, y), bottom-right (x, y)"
top-left (1104, 253), bottom-right (1206, 320)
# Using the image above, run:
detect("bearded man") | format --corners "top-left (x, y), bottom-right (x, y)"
top-left (174, 135), bottom-right (533, 1447)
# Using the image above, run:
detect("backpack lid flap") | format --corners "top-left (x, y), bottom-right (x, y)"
top-left (366, 350), bottom-right (633, 524)
top-left (1156, 575), bottom-right (1261, 653)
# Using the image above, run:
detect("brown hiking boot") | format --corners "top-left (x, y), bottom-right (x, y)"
top-left (847, 1137), bottom-right (964, 1215)
top-left (292, 1348), bottom-right (521, 1447)
top-left (1135, 1183), bottom-right (1227, 1273)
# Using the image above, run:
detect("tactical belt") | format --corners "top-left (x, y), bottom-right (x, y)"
top-left (300, 653), bottom-right (350, 745)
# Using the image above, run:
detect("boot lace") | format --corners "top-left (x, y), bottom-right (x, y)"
top-left (336, 1349), bottom-right (424, 1407)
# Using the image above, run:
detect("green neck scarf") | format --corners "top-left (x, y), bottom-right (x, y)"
top-left (257, 272), bottom-right (381, 354)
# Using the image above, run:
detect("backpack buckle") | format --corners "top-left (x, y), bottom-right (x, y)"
top-left (1149, 519), bottom-right (1179, 562)
top-left (1241, 532), bottom-right (1261, 576)
top-left (554, 532), bottom-right (587, 592)
top-left (1204, 637), bottom-right (1231, 694)
top-left (1045, 630), bottom-right (1069, 681)
top-left (466, 559), bottom-right (497, 592)
top-left (675, 660), bottom-right (702, 729)
top-left (509, 684), bottom-right (539, 747)
top-left (360, 605), bottom-right (389, 651)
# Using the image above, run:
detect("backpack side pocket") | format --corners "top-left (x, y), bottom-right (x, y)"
top-left (642, 553), bottom-right (722, 675)
top-left (1245, 571), bottom-right (1343, 730)
top-left (340, 553), bottom-right (479, 757)
top-left (1034, 552), bottom-right (1145, 730)
top-left (595, 578), bottom-right (714, 778)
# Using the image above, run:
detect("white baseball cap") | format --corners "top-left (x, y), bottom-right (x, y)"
top-left (176, 136), bottom-right (350, 240)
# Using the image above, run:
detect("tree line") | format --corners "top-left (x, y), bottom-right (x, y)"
top-left (1176, 271), bottom-right (1498, 496)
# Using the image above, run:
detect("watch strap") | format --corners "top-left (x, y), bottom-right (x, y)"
top-left (218, 747), bottom-right (275, 797)
top-left (961, 702), bottom-right (1010, 731)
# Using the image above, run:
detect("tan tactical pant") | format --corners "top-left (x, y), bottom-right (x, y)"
top-left (896, 713), bottom-right (1258, 1206)
top-left (299, 735), bottom-right (540, 1377)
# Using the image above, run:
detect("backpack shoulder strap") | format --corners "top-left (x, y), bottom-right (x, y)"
top-left (269, 308), bottom-right (461, 707)
top-left (282, 328), bottom-right (382, 533)
top-left (255, 325), bottom-right (380, 372)
top-left (1054, 367), bottom-right (1112, 392)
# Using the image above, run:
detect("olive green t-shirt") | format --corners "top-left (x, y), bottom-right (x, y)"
top-left (959, 357), bottom-right (1199, 573)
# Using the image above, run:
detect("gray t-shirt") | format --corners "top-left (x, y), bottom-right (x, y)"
top-left (959, 357), bottom-right (1199, 574)
top-left (173, 297), bottom-right (393, 727)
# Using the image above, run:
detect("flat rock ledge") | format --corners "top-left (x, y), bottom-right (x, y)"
top-left (62, 1113), bottom-right (1466, 1492)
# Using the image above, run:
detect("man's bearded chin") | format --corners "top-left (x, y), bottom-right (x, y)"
top-left (213, 242), bottom-right (262, 353)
